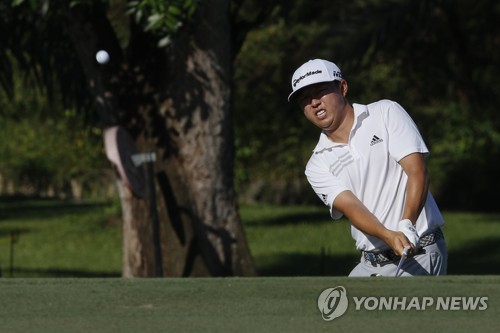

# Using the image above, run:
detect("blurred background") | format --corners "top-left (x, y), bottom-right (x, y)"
top-left (232, 0), bottom-right (500, 211)
top-left (0, 0), bottom-right (499, 277)
top-left (1, 0), bottom-right (499, 211)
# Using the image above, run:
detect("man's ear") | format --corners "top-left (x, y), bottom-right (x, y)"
top-left (341, 80), bottom-right (348, 96)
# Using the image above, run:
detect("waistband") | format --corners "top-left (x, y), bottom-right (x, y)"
top-left (362, 227), bottom-right (444, 266)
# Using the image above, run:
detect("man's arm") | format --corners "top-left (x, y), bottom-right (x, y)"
top-left (333, 190), bottom-right (412, 256)
top-left (398, 153), bottom-right (429, 224)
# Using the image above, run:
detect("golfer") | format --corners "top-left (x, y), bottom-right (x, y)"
top-left (288, 59), bottom-right (447, 277)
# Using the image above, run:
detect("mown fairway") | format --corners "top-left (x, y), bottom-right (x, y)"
top-left (0, 198), bottom-right (499, 332)
top-left (0, 276), bottom-right (499, 333)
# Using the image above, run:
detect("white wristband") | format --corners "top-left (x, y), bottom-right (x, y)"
top-left (398, 219), bottom-right (419, 247)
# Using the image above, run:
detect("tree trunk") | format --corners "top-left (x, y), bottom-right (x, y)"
top-left (63, 0), bottom-right (255, 277)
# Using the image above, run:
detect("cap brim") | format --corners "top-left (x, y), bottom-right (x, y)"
top-left (287, 78), bottom-right (338, 102)
top-left (288, 90), bottom-right (300, 102)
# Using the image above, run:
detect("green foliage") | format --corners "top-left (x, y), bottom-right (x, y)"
top-left (233, 0), bottom-right (500, 210)
top-left (0, 113), bottom-right (106, 193)
top-left (0, 0), bottom-right (91, 109)
top-left (1, 0), bottom-right (499, 210)
top-left (233, 12), bottom-right (326, 203)
top-left (0, 62), bottom-right (107, 198)
top-left (127, 0), bottom-right (200, 47)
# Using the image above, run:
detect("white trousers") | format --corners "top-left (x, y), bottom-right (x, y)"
top-left (349, 238), bottom-right (448, 277)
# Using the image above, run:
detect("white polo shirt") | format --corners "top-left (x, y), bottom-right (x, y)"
top-left (305, 100), bottom-right (445, 251)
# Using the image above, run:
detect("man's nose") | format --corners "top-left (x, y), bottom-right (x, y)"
top-left (310, 97), bottom-right (321, 107)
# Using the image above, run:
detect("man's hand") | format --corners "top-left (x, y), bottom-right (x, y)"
top-left (382, 229), bottom-right (415, 256)
top-left (398, 219), bottom-right (419, 248)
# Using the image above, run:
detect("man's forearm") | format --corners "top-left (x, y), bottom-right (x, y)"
top-left (334, 190), bottom-right (413, 255)
top-left (399, 153), bottom-right (430, 224)
top-left (333, 190), bottom-right (391, 242)
top-left (402, 172), bottom-right (429, 223)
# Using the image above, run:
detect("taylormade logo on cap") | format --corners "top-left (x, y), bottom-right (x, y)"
top-left (288, 59), bottom-right (343, 101)
top-left (293, 70), bottom-right (323, 87)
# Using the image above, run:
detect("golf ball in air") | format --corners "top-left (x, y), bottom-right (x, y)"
top-left (96, 50), bottom-right (110, 64)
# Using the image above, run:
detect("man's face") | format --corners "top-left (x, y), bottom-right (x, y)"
top-left (296, 81), bottom-right (348, 134)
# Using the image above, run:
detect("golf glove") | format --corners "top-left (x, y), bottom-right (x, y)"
top-left (398, 219), bottom-right (419, 247)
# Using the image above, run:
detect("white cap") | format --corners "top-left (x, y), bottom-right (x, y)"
top-left (288, 59), bottom-right (343, 101)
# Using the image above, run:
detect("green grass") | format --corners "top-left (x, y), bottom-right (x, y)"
top-left (0, 197), bottom-right (499, 332)
top-left (0, 197), bottom-right (500, 277)
top-left (0, 276), bottom-right (499, 333)
top-left (240, 204), bottom-right (357, 276)
top-left (240, 204), bottom-right (500, 276)
top-left (0, 197), bottom-right (122, 277)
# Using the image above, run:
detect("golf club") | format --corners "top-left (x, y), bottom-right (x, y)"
top-left (395, 247), bottom-right (410, 277)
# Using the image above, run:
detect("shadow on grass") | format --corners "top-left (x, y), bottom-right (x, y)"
top-left (255, 252), bottom-right (360, 276)
top-left (255, 237), bottom-right (500, 277)
top-left (245, 212), bottom-right (333, 226)
top-left (448, 237), bottom-right (500, 275)
top-left (0, 228), bottom-right (30, 238)
top-left (2, 268), bottom-right (121, 278)
top-left (0, 196), bottom-right (108, 222)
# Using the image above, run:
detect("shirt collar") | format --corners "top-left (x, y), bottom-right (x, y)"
top-left (312, 103), bottom-right (369, 153)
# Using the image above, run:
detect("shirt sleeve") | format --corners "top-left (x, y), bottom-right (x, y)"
top-left (305, 154), bottom-right (349, 220)
top-left (384, 101), bottom-right (429, 161)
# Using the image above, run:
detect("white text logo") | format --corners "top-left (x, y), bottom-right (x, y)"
top-left (317, 286), bottom-right (348, 321)
top-left (353, 296), bottom-right (488, 311)
top-left (318, 286), bottom-right (489, 321)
